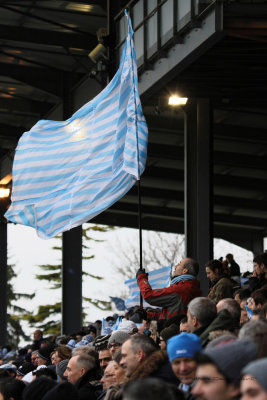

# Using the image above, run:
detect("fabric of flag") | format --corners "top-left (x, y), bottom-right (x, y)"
top-left (110, 296), bottom-right (126, 311)
top-left (5, 11), bottom-right (148, 239)
top-left (124, 265), bottom-right (172, 309)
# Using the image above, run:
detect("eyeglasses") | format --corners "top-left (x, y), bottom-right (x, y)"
top-left (108, 343), bottom-right (120, 349)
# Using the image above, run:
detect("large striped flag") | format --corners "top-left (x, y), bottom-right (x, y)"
top-left (5, 11), bottom-right (148, 239)
top-left (124, 265), bottom-right (172, 309)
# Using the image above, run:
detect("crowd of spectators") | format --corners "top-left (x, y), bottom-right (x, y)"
top-left (0, 252), bottom-right (267, 400)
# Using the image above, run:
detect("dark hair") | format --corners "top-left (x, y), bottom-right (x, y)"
top-left (259, 302), bottom-right (267, 320)
top-left (194, 353), bottom-right (232, 384)
top-left (253, 252), bottom-right (267, 266)
top-left (251, 289), bottom-right (267, 306)
top-left (234, 288), bottom-right (251, 301)
top-left (0, 378), bottom-right (25, 400)
top-left (206, 259), bottom-right (223, 274)
top-left (123, 378), bottom-right (184, 400)
top-left (22, 377), bottom-right (57, 400)
top-left (33, 368), bottom-right (57, 380)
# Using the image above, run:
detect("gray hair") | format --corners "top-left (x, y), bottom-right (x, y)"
top-left (129, 334), bottom-right (156, 356)
top-left (75, 354), bottom-right (95, 371)
top-left (183, 258), bottom-right (199, 276)
top-left (238, 320), bottom-right (267, 342)
top-left (188, 297), bottom-right (217, 326)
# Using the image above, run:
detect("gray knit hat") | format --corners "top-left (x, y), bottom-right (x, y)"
top-left (56, 359), bottom-right (69, 379)
top-left (108, 331), bottom-right (130, 346)
top-left (204, 340), bottom-right (257, 386)
top-left (242, 358), bottom-right (267, 391)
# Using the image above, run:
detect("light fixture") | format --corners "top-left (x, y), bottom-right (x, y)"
top-left (0, 188), bottom-right (10, 198)
top-left (168, 95), bottom-right (188, 106)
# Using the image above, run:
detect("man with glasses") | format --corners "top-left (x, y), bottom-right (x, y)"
top-left (107, 331), bottom-right (130, 357)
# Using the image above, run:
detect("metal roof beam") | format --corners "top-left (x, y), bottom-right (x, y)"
top-left (0, 24), bottom-right (96, 51)
top-left (0, 97), bottom-right (54, 115)
top-left (0, 63), bottom-right (62, 96)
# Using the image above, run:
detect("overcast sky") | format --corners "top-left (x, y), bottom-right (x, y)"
top-left (8, 222), bottom-right (257, 344)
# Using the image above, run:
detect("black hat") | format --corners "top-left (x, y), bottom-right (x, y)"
top-left (37, 345), bottom-right (54, 362)
top-left (42, 382), bottom-right (79, 400)
top-left (17, 362), bottom-right (35, 376)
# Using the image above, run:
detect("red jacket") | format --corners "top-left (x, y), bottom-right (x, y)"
top-left (137, 273), bottom-right (202, 320)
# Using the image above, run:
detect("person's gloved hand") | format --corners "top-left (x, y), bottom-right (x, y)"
top-left (136, 269), bottom-right (148, 279)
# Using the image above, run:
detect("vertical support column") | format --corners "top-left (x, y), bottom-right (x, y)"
top-left (252, 233), bottom-right (264, 256)
top-left (0, 220), bottom-right (7, 345)
top-left (184, 99), bottom-right (213, 295)
top-left (62, 226), bottom-right (82, 335)
top-left (61, 72), bottom-right (83, 334)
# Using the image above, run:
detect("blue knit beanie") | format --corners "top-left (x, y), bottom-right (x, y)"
top-left (167, 332), bottom-right (202, 362)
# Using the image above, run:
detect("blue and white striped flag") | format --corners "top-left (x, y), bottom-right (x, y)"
top-left (124, 265), bottom-right (172, 309)
top-left (5, 11), bottom-right (148, 239)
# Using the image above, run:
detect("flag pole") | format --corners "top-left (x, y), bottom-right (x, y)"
top-left (138, 179), bottom-right (144, 309)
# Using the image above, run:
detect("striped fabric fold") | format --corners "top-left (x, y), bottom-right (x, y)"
top-left (124, 265), bottom-right (172, 309)
top-left (5, 11), bottom-right (148, 239)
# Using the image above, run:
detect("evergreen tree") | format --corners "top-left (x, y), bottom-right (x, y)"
top-left (23, 225), bottom-right (113, 335)
top-left (7, 264), bottom-right (35, 347)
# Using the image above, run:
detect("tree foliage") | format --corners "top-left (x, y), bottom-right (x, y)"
top-left (23, 225), bottom-right (114, 335)
top-left (7, 264), bottom-right (35, 347)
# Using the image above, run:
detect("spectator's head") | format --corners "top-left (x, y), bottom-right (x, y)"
top-left (238, 320), bottom-right (267, 343)
top-left (37, 345), bottom-right (54, 366)
top-left (30, 350), bottom-right (39, 367)
top-left (192, 340), bottom-right (257, 400)
top-left (187, 297), bottom-right (217, 332)
top-left (100, 361), bottom-right (117, 390)
top-left (226, 254), bottom-right (234, 263)
top-left (42, 381), bottom-right (79, 400)
top-left (113, 349), bottom-right (125, 385)
top-left (234, 288), bottom-right (251, 304)
top-left (120, 334), bottom-right (156, 378)
top-left (206, 260), bottom-right (223, 282)
top-left (16, 362), bottom-right (35, 379)
top-left (159, 324), bottom-right (180, 350)
top-left (33, 330), bottom-right (43, 342)
top-left (122, 378), bottom-right (184, 400)
top-left (173, 258), bottom-right (199, 277)
top-left (108, 331), bottom-right (130, 356)
top-left (0, 377), bottom-right (25, 400)
top-left (32, 368), bottom-right (57, 381)
top-left (241, 358), bottom-right (267, 400)
top-left (99, 348), bottom-right (112, 372)
top-left (167, 332), bottom-right (202, 385)
top-left (179, 317), bottom-right (189, 333)
top-left (56, 359), bottom-right (69, 382)
top-left (22, 377), bottom-right (57, 400)
top-left (64, 354), bottom-right (95, 385)
top-left (216, 298), bottom-right (241, 327)
top-left (52, 345), bottom-right (72, 366)
top-left (260, 302), bottom-right (267, 321)
top-left (253, 253), bottom-right (267, 278)
top-left (250, 289), bottom-right (267, 311)
top-left (117, 320), bottom-right (138, 335)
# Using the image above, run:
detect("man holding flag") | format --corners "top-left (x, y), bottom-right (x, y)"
top-left (136, 258), bottom-right (201, 325)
